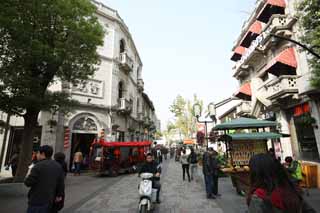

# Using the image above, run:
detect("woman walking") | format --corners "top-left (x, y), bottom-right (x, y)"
top-left (180, 149), bottom-right (191, 182)
top-left (247, 153), bottom-right (315, 213)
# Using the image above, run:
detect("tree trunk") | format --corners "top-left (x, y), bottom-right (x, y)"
top-left (55, 111), bottom-right (65, 153)
top-left (14, 110), bottom-right (40, 182)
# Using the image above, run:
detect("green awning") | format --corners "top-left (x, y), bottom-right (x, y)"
top-left (220, 132), bottom-right (282, 141)
top-left (214, 117), bottom-right (277, 130)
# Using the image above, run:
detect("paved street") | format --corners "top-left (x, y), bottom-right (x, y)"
top-left (1, 158), bottom-right (319, 213)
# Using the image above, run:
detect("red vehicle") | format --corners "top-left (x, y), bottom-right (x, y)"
top-left (90, 139), bottom-right (151, 176)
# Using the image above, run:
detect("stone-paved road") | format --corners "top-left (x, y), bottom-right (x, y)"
top-left (72, 159), bottom-right (247, 213)
top-left (0, 159), bottom-right (248, 213)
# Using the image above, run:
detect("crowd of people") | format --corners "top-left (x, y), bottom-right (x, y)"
top-left (5, 142), bottom-right (316, 213)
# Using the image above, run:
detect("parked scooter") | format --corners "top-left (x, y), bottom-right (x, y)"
top-left (138, 173), bottom-right (158, 213)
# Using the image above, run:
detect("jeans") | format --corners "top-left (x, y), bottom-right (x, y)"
top-left (212, 175), bottom-right (219, 195)
top-left (190, 164), bottom-right (198, 180)
top-left (152, 181), bottom-right (161, 201)
top-left (182, 164), bottom-right (190, 181)
top-left (74, 162), bottom-right (81, 174)
top-left (27, 204), bottom-right (50, 213)
top-left (204, 174), bottom-right (213, 196)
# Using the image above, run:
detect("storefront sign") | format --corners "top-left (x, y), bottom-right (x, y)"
top-left (235, 27), bottom-right (272, 70)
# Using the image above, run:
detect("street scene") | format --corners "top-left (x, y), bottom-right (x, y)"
top-left (1, 0), bottom-right (320, 212)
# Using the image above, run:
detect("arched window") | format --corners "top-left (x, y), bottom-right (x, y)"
top-left (73, 117), bottom-right (97, 131)
top-left (118, 81), bottom-right (124, 99)
top-left (120, 39), bottom-right (126, 54)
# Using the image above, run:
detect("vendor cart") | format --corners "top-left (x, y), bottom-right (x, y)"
top-left (214, 117), bottom-right (282, 194)
top-left (90, 139), bottom-right (151, 176)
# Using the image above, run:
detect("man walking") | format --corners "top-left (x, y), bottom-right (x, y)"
top-left (25, 145), bottom-right (65, 213)
top-left (203, 148), bottom-right (219, 199)
top-left (188, 148), bottom-right (198, 181)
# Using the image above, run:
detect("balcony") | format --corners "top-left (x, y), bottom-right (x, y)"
top-left (234, 15), bottom-right (296, 76)
top-left (236, 101), bottom-right (252, 116)
top-left (119, 52), bottom-right (134, 72)
top-left (137, 79), bottom-right (144, 92)
top-left (265, 75), bottom-right (299, 100)
top-left (118, 98), bottom-right (133, 113)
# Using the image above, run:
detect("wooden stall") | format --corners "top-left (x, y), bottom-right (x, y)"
top-left (214, 117), bottom-right (282, 194)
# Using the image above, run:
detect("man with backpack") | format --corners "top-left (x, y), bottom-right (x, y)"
top-left (188, 148), bottom-right (198, 181)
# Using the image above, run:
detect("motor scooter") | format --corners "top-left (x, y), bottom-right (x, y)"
top-left (138, 173), bottom-right (158, 213)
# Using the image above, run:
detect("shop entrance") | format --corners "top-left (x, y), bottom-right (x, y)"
top-left (70, 133), bottom-right (96, 170)
top-left (70, 114), bottom-right (100, 171)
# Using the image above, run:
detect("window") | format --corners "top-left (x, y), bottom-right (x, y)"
top-left (120, 39), bottom-right (126, 54)
top-left (118, 81), bottom-right (124, 99)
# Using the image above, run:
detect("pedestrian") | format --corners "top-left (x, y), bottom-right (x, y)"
top-left (212, 150), bottom-right (221, 197)
top-left (54, 152), bottom-right (68, 177)
top-left (188, 148), bottom-right (198, 181)
top-left (284, 156), bottom-right (303, 187)
top-left (52, 152), bottom-right (67, 213)
top-left (8, 151), bottom-right (19, 177)
top-left (247, 153), bottom-right (316, 213)
top-left (24, 145), bottom-right (65, 213)
top-left (180, 149), bottom-right (191, 182)
top-left (202, 148), bottom-right (219, 199)
top-left (73, 150), bottom-right (83, 176)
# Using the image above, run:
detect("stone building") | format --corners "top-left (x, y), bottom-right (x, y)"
top-left (224, 0), bottom-right (320, 184)
top-left (0, 1), bottom-right (159, 175)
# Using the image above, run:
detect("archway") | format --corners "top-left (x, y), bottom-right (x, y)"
top-left (70, 114), bottom-right (100, 171)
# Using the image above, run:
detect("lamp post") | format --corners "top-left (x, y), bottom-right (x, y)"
top-left (193, 103), bottom-right (217, 150)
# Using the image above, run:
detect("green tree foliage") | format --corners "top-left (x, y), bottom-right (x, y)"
top-left (169, 95), bottom-right (203, 139)
top-left (0, 0), bottom-right (104, 181)
top-left (298, 0), bottom-right (320, 88)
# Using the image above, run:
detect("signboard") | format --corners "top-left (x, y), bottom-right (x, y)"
top-left (231, 140), bottom-right (266, 166)
top-left (235, 27), bottom-right (272, 70)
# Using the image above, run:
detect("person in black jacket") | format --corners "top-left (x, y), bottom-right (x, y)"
top-left (202, 148), bottom-right (219, 199)
top-left (25, 145), bottom-right (65, 213)
top-left (52, 152), bottom-right (68, 213)
top-left (139, 153), bottom-right (162, 203)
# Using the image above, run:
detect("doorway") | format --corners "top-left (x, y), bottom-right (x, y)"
top-left (70, 133), bottom-right (96, 171)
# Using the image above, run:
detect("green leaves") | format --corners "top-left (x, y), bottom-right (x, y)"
top-left (0, 0), bottom-right (104, 116)
top-left (298, 0), bottom-right (320, 88)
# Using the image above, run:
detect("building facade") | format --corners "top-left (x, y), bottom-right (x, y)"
top-left (0, 1), bottom-right (159, 175)
top-left (229, 0), bottom-right (320, 163)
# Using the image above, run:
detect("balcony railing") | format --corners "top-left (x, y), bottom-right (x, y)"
top-left (119, 52), bottom-right (134, 72)
top-left (236, 101), bottom-right (252, 116)
top-left (118, 98), bottom-right (133, 112)
top-left (234, 15), bottom-right (296, 76)
top-left (265, 75), bottom-right (299, 100)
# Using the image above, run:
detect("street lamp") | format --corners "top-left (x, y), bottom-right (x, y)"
top-left (193, 103), bottom-right (217, 150)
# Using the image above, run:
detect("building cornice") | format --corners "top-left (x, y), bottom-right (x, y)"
top-left (92, 0), bottom-right (143, 66)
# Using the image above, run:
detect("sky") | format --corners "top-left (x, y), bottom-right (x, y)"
top-left (101, 0), bottom-right (256, 129)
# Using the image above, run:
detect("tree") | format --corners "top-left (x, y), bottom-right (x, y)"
top-left (0, 0), bottom-right (104, 181)
top-left (298, 0), bottom-right (320, 88)
top-left (169, 94), bottom-right (203, 139)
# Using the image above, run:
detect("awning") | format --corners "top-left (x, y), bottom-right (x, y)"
top-left (93, 140), bottom-right (152, 147)
top-left (214, 117), bottom-right (277, 130)
top-left (239, 21), bottom-right (263, 48)
top-left (219, 132), bottom-right (282, 141)
top-left (234, 82), bottom-right (252, 100)
top-left (263, 48), bottom-right (297, 76)
top-left (257, 0), bottom-right (286, 23)
top-left (231, 46), bottom-right (246, 62)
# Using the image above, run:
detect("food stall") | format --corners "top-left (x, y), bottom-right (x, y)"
top-left (214, 117), bottom-right (282, 194)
